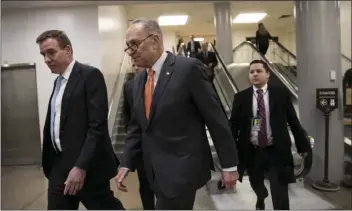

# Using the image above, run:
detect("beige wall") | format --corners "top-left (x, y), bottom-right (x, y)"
top-left (98, 5), bottom-right (128, 100)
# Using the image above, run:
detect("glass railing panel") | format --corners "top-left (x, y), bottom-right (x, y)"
top-left (269, 41), bottom-right (297, 66)
top-left (108, 53), bottom-right (131, 139)
top-left (211, 45), bottom-right (238, 115)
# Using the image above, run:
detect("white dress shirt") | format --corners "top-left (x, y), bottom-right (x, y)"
top-left (52, 60), bottom-right (76, 151)
top-left (148, 52), bottom-right (237, 172)
top-left (150, 51), bottom-right (168, 88)
top-left (251, 84), bottom-right (273, 145)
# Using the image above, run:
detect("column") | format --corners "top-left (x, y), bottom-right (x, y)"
top-left (295, 1), bottom-right (344, 183)
top-left (213, 2), bottom-right (233, 65)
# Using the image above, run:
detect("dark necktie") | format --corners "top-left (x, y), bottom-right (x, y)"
top-left (257, 89), bottom-right (268, 146)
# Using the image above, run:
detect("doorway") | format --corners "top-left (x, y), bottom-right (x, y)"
top-left (1, 63), bottom-right (42, 166)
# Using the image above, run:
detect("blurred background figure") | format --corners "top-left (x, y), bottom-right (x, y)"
top-left (256, 23), bottom-right (272, 56)
top-left (196, 42), bottom-right (218, 83)
top-left (187, 35), bottom-right (201, 58)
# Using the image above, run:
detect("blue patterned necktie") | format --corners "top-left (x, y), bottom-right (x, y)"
top-left (257, 89), bottom-right (268, 146)
top-left (50, 75), bottom-right (63, 151)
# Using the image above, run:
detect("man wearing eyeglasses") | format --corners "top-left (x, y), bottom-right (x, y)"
top-left (115, 18), bottom-right (239, 210)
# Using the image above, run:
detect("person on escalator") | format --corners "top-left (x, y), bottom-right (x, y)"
top-left (229, 59), bottom-right (311, 210)
top-left (176, 38), bottom-right (187, 56)
top-left (186, 35), bottom-right (201, 58)
top-left (196, 42), bottom-right (218, 83)
top-left (256, 23), bottom-right (272, 56)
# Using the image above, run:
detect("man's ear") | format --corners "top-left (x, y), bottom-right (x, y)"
top-left (64, 45), bottom-right (73, 56)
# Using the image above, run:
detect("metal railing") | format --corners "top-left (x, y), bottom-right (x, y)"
top-left (107, 53), bottom-right (131, 137)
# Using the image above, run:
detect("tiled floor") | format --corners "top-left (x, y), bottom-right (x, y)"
top-left (1, 165), bottom-right (344, 210)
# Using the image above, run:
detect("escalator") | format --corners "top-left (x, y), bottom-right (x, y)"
top-left (209, 43), bottom-right (313, 178)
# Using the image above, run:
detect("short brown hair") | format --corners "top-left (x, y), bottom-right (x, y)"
top-left (249, 59), bottom-right (270, 72)
top-left (36, 30), bottom-right (72, 50)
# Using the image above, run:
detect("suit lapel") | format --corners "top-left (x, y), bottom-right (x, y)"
top-left (148, 53), bottom-right (176, 124)
top-left (268, 85), bottom-right (275, 115)
top-left (60, 62), bottom-right (80, 129)
top-left (246, 87), bottom-right (254, 118)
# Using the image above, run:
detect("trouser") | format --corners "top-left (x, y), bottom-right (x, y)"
top-left (47, 156), bottom-right (124, 210)
top-left (247, 146), bottom-right (290, 210)
top-left (135, 154), bottom-right (155, 210)
top-left (155, 190), bottom-right (196, 210)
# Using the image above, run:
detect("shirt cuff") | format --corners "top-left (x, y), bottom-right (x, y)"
top-left (118, 166), bottom-right (130, 171)
top-left (222, 166), bottom-right (237, 172)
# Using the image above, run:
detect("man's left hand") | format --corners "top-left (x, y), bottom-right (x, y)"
top-left (64, 167), bottom-right (86, 195)
top-left (221, 171), bottom-right (239, 190)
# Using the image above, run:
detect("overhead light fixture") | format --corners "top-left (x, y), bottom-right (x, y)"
top-left (158, 15), bottom-right (188, 26)
top-left (99, 17), bottom-right (118, 31)
top-left (233, 12), bottom-right (267, 23)
top-left (194, 37), bottom-right (204, 42)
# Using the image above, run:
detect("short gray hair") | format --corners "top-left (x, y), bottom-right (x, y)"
top-left (130, 18), bottom-right (163, 39)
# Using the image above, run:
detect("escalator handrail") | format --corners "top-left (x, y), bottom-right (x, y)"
top-left (210, 43), bottom-right (239, 93)
top-left (342, 53), bottom-right (352, 63)
top-left (232, 41), bottom-right (298, 99)
top-left (272, 40), bottom-right (352, 66)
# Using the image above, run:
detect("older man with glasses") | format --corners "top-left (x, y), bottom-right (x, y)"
top-left (115, 18), bottom-right (239, 210)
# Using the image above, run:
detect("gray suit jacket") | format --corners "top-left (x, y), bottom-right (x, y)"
top-left (122, 52), bottom-right (238, 198)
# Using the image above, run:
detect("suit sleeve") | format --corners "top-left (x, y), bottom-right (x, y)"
top-left (285, 90), bottom-right (311, 153)
top-left (75, 68), bottom-right (109, 170)
top-left (190, 59), bottom-right (239, 168)
top-left (121, 110), bottom-right (142, 171)
top-left (229, 93), bottom-right (241, 144)
top-left (122, 83), bottom-right (131, 132)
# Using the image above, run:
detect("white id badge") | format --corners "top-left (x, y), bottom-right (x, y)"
top-left (252, 118), bottom-right (261, 131)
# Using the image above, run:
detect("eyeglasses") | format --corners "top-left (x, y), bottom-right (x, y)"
top-left (124, 34), bottom-right (153, 53)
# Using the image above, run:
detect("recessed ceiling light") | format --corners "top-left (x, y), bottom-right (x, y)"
top-left (194, 37), bottom-right (204, 42)
top-left (158, 15), bottom-right (188, 26)
top-left (233, 13), bottom-right (267, 24)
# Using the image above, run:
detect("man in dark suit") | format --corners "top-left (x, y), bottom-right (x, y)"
top-left (36, 30), bottom-right (124, 210)
top-left (115, 18), bottom-right (239, 210)
top-left (186, 35), bottom-right (201, 58)
top-left (122, 64), bottom-right (155, 210)
top-left (196, 42), bottom-right (218, 83)
top-left (229, 60), bottom-right (311, 210)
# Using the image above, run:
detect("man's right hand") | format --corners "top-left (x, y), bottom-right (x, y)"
top-left (221, 170), bottom-right (239, 190)
top-left (114, 167), bottom-right (130, 192)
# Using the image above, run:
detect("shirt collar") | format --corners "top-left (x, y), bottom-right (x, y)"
top-left (150, 51), bottom-right (168, 79)
top-left (253, 83), bottom-right (268, 94)
top-left (61, 59), bottom-right (76, 80)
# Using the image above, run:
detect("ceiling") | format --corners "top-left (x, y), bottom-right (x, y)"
top-left (2, 1), bottom-right (295, 36)
top-left (125, 1), bottom-right (295, 36)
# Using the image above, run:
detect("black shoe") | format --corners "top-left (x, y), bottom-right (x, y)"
top-left (256, 198), bottom-right (265, 210)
